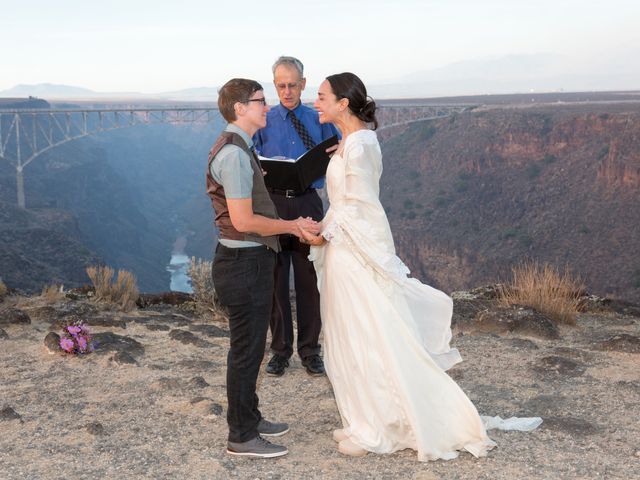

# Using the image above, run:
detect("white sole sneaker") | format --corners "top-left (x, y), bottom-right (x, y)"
top-left (226, 448), bottom-right (289, 458)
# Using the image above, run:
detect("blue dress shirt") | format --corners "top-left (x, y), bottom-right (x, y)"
top-left (253, 102), bottom-right (339, 189)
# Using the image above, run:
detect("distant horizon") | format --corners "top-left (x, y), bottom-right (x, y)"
top-left (2, 81), bottom-right (640, 105)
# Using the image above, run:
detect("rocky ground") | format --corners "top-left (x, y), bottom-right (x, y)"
top-left (0, 287), bottom-right (639, 480)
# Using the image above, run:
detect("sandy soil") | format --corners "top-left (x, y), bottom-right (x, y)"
top-left (0, 294), bottom-right (638, 480)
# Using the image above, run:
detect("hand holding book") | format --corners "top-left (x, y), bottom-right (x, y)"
top-left (258, 135), bottom-right (339, 192)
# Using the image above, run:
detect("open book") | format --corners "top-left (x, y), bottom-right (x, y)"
top-left (258, 135), bottom-right (339, 191)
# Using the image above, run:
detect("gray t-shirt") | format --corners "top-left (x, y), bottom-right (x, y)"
top-left (210, 124), bottom-right (261, 248)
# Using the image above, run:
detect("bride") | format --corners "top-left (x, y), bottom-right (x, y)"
top-left (299, 72), bottom-right (539, 461)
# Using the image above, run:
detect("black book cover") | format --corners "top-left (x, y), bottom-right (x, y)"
top-left (259, 135), bottom-right (339, 191)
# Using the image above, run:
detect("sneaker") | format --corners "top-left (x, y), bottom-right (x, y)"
top-left (301, 354), bottom-right (325, 376)
top-left (266, 354), bottom-right (289, 376)
top-left (226, 436), bottom-right (288, 458)
top-left (257, 418), bottom-right (289, 437)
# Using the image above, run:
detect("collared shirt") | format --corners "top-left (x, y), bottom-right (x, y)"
top-left (253, 102), bottom-right (339, 189)
top-left (210, 123), bottom-right (261, 248)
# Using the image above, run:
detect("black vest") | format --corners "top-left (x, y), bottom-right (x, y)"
top-left (206, 131), bottom-right (280, 252)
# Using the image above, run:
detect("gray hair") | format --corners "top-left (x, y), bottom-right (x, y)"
top-left (272, 56), bottom-right (304, 78)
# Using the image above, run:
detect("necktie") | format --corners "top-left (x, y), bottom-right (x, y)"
top-left (289, 110), bottom-right (316, 150)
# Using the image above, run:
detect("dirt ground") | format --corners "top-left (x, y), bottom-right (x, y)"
top-left (0, 293), bottom-right (638, 480)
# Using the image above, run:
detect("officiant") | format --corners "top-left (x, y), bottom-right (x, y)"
top-left (253, 56), bottom-right (338, 377)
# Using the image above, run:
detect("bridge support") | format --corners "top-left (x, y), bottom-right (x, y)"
top-left (17, 166), bottom-right (25, 209)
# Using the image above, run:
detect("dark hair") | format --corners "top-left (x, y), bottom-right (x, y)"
top-left (217, 78), bottom-right (263, 122)
top-left (326, 72), bottom-right (378, 130)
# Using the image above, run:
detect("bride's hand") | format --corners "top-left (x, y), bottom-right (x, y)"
top-left (298, 226), bottom-right (325, 246)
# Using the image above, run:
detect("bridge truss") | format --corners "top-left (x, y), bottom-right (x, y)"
top-left (0, 104), bottom-right (471, 208)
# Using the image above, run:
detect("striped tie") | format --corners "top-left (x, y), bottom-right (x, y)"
top-left (289, 110), bottom-right (315, 150)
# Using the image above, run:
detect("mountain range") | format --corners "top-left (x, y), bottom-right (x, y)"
top-left (2, 51), bottom-right (638, 101)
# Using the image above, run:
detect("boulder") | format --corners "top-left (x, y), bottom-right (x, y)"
top-left (189, 324), bottom-right (229, 338)
top-left (168, 329), bottom-right (212, 347)
top-left (43, 332), bottom-right (61, 354)
top-left (595, 334), bottom-right (640, 353)
top-left (110, 351), bottom-right (138, 366)
top-left (92, 332), bottom-right (144, 357)
top-left (0, 308), bottom-right (31, 326)
top-left (458, 305), bottom-right (559, 339)
top-left (0, 406), bottom-right (22, 422)
top-left (533, 355), bottom-right (586, 377)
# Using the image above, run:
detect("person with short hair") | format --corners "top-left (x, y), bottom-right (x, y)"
top-left (253, 56), bottom-right (339, 377)
top-left (206, 77), bottom-right (320, 458)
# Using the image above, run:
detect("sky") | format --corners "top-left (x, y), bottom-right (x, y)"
top-left (1, 0), bottom-right (639, 96)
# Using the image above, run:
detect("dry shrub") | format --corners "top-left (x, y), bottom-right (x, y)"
top-left (40, 284), bottom-right (66, 303)
top-left (189, 257), bottom-right (226, 320)
top-left (499, 262), bottom-right (583, 325)
top-left (0, 279), bottom-right (7, 299)
top-left (86, 265), bottom-right (139, 311)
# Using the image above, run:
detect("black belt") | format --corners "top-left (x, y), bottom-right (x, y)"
top-left (267, 187), bottom-right (314, 198)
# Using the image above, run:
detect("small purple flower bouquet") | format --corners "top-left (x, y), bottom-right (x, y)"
top-left (59, 322), bottom-right (94, 354)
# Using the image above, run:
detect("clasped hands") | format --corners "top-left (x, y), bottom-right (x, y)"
top-left (292, 217), bottom-right (326, 246)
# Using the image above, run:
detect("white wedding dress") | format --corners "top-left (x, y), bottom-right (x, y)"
top-left (310, 129), bottom-right (540, 461)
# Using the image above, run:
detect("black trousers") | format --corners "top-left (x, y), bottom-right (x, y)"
top-left (211, 243), bottom-right (275, 443)
top-left (269, 189), bottom-right (323, 360)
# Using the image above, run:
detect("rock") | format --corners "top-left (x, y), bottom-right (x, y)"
top-left (145, 324), bottom-right (171, 331)
top-left (151, 377), bottom-right (182, 390)
top-left (579, 295), bottom-right (640, 317)
top-left (522, 395), bottom-right (565, 416)
top-left (168, 329), bottom-right (211, 347)
top-left (542, 416), bottom-right (599, 436)
top-left (137, 291), bottom-right (193, 308)
top-left (209, 403), bottom-right (223, 416)
top-left (451, 298), bottom-right (493, 328)
top-left (110, 351), bottom-right (138, 366)
top-left (533, 356), bottom-right (586, 377)
top-left (595, 334), bottom-right (640, 353)
top-left (0, 308), bottom-right (31, 326)
top-left (504, 338), bottom-right (539, 350)
top-left (190, 398), bottom-right (224, 416)
top-left (451, 284), bottom-right (504, 300)
top-left (466, 306), bottom-right (559, 339)
top-left (85, 316), bottom-right (127, 329)
top-left (92, 332), bottom-right (144, 357)
top-left (0, 328), bottom-right (8, 339)
top-left (179, 359), bottom-right (218, 370)
top-left (43, 332), bottom-right (61, 354)
top-left (188, 376), bottom-right (210, 388)
top-left (552, 347), bottom-right (597, 363)
top-left (85, 422), bottom-right (105, 435)
top-left (0, 406), bottom-right (22, 421)
top-left (189, 324), bottom-right (229, 338)
top-left (67, 285), bottom-right (95, 296)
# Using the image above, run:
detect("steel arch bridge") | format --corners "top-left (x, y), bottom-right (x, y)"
top-left (0, 104), bottom-right (471, 208)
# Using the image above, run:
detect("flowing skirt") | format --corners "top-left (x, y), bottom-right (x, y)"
top-left (316, 240), bottom-right (497, 461)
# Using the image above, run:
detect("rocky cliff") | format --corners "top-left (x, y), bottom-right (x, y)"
top-left (379, 103), bottom-right (640, 301)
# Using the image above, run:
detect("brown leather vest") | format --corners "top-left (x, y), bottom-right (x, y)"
top-left (206, 131), bottom-right (280, 252)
